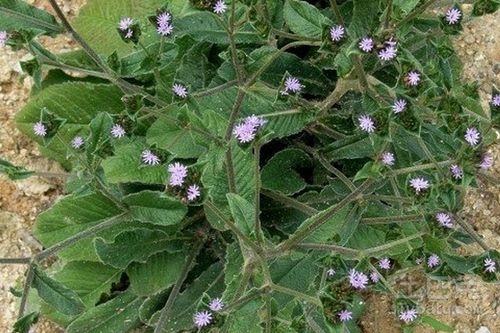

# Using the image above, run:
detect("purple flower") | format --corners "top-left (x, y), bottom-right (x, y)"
top-left (330, 25), bottom-right (345, 42)
top-left (406, 71), bottom-right (421, 86)
top-left (168, 162), bottom-right (188, 186)
top-left (399, 308), bottom-right (418, 323)
top-left (449, 164), bottom-right (463, 179)
top-left (142, 150), bottom-right (161, 165)
top-left (233, 115), bottom-right (266, 143)
top-left (281, 76), bottom-right (304, 95)
top-left (0, 31), bottom-right (8, 47)
top-left (378, 46), bottom-right (397, 61)
top-left (187, 184), bottom-right (201, 201)
top-left (381, 152), bottom-right (395, 166)
top-left (484, 258), bottom-right (496, 273)
top-left (172, 83), bottom-right (188, 98)
top-left (71, 136), bottom-right (84, 149)
top-left (392, 98), bottom-right (407, 114)
top-left (358, 37), bottom-right (374, 52)
top-left (33, 122), bottom-right (47, 137)
top-left (464, 127), bottom-right (480, 146)
top-left (326, 268), bottom-right (336, 277)
top-left (213, 0), bottom-right (227, 14)
top-left (435, 212), bottom-right (453, 228)
top-left (157, 12), bottom-right (171, 26)
top-left (479, 154), bottom-right (493, 170)
top-left (378, 258), bottom-right (391, 270)
top-left (157, 23), bottom-right (173, 36)
top-left (491, 94), bottom-right (500, 107)
top-left (118, 17), bottom-right (133, 31)
top-left (338, 309), bottom-right (352, 322)
top-left (208, 298), bottom-right (224, 312)
top-left (193, 311), bottom-right (212, 328)
top-left (427, 254), bottom-right (440, 268)
top-left (369, 271), bottom-right (380, 283)
top-left (409, 177), bottom-right (430, 194)
top-left (445, 8), bottom-right (462, 25)
top-left (358, 115), bottom-right (375, 133)
top-left (124, 29), bottom-right (133, 39)
top-left (111, 124), bottom-right (126, 138)
top-left (348, 269), bottom-right (369, 289)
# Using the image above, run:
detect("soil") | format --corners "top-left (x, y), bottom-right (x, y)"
top-left (0, 1), bottom-right (498, 333)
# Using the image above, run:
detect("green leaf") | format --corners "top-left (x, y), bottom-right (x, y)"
top-left (13, 312), bottom-right (39, 333)
top-left (300, 205), bottom-right (353, 243)
top-left (102, 140), bottom-right (168, 184)
top-left (261, 148), bottom-right (311, 195)
top-left (86, 112), bottom-right (113, 162)
top-left (122, 191), bottom-right (187, 226)
top-left (0, 0), bottom-right (62, 36)
top-left (95, 228), bottom-right (182, 269)
top-left (442, 254), bottom-right (477, 274)
top-left (223, 242), bottom-right (245, 301)
top-left (0, 158), bottom-right (34, 180)
top-left (73, 0), bottom-right (166, 56)
top-left (472, 0), bottom-right (500, 16)
top-left (347, 225), bottom-right (386, 249)
top-left (227, 193), bottom-right (255, 237)
top-left (283, 0), bottom-right (331, 39)
top-left (66, 291), bottom-right (143, 333)
top-left (349, 0), bottom-right (380, 38)
top-left (420, 315), bottom-right (454, 332)
top-left (226, 298), bottom-right (264, 333)
top-left (353, 161), bottom-right (382, 182)
top-left (33, 192), bottom-right (125, 261)
top-left (127, 251), bottom-right (185, 296)
top-left (32, 266), bottom-right (85, 316)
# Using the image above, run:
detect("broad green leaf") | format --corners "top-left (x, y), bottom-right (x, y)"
top-left (261, 148), bottom-right (311, 195)
top-left (349, 0), bottom-right (380, 38)
top-left (86, 112), bottom-right (113, 163)
top-left (421, 315), bottom-right (454, 332)
top-left (299, 205), bottom-right (353, 243)
top-left (0, 158), bottom-right (34, 180)
top-left (175, 41), bottom-right (217, 90)
top-left (472, 0), bottom-right (500, 16)
top-left (52, 261), bottom-right (122, 309)
top-left (127, 251), bottom-right (185, 296)
top-left (73, 0), bottom-right (166, 56)
top-left (442, 254), bottom-right (477, 274)
top-left (226, 298), bottom-right (264, 333)
top-left (66, 291), bottom-right (143, 333)
top-left (223, 242), bottom-right (245, 301)
top-left (95, 228), bottom-right (182, 269)
top-left (303, 304), bottom-right (330, 333)
top-left (227, 193), bottom-right (255, 237)
top-left (13, 312), bottom-right (39, 333)
top-left (32, 267), bottom-right (85, 316)
top-left (393, 0), bottom-right (420, 14)
top-left (346, 225), bottom-right (386, 249)
top-left (122, 191), bottom-right (187, 226)
top-left (102, 140), bottom-right (168, 184)
top-left (33, 192), bottom-right (126, 261)
top-left (0, 0), bottom-right (62, 36)
top-left (283, 0), bottom-right (331, 39)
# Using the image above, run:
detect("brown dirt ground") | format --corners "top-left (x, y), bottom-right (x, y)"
top-left (0, 1), bottom-right (498, 333)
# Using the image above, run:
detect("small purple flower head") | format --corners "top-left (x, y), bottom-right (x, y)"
top-left (378, 257), bottom-right (391, 270)
top-left (406, 71), bottom-right (421, 86)
top-left (415, 257), bottom-right (423, 265)
top-left (348, 269), bottom-right (369, 289)
top-left (142, 150), bottom-right (161, 165)
top-left (399, 308), bottom-right (418, 323)
top-left (187, 184), bottom-right (201, 201)
top-left (208, 298), bottom-right (224, 312)
top-left (449, 164), bottom-right (463, 179)
top-left (464, 127), bottom-right (480, 146)
top-left (0, 31), bottom-right (9, 47)
top-left (119, 17), bottom-right (133, 31)
top-left (168, 162), bottom-right (188, 186)
top-left (281, 76), bottom-right (304, 95)
top-left (157, 22), bottom-right (173, 36)
top-left (378, 46), bottom-right (397, 61)
top-left (193, 311), bottom-right (212, 328)
top-left (233, 115), bottom-right (266, 143)
top-left (435, 212), bottom-right (453, 228)
top-left (338, 309), bottom-right (353, 322)
top-left (157, 12), bottom-right (171, 26)
top-left (330, 25), bottom-right (345, 42)
top-left (172, 83), bottom-right (188, 98)
top-left (33, 122), bottom-right (47, 137)
top-left (326, 268), bottom-right (336, 277)
top-left (409, 177), bottom-right (430, 194)
top-left (369, 271), bottom-right (380, 283)
top-left (213, 0), bottom-right (227, 14)
top-left (358, 115), bottom-right (375, 133)
top-left (491, 94), bottom-right (500, 107)
top-left (484, 258), bottom-right (496, 273)
top-left (381, 152), bottom-right (395, 166)
top-left (358, 37), bottom-right (374, 52)
top-left (111, 124), bottom-right (126, 138)
top-left (427, 254), bottom-right (440, 268)
top-left (445, 8), bottom-right (462, 25)
top-left (392, 98), bottom-right (407, 114)
top-left (124, 29), bottom-right (133, 39)
top-left (71, 136), bottom-right (84, 149)
top-left (479, 154), bottom-right (493, 170)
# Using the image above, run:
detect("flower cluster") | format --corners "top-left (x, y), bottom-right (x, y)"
top-left (167, 163), bottom-right (201, 201)
top-left (0, 31), bottom-right (8, 47)
top-left (464, 127), bottom-right (480, 146)
top-left (358, 115), bottom-right (375, 133)
top-left (141, 150), bottom-right (161, 165)
top-left (378, 258), bottom-right (391, 270)
top-left (378, 38), bottom-right (397, 61)
top-left (399, 308), bottom-right (418, 323)
top-left (156, 11), bottom-right (173, 36)
top-left (409, 177), bottom-right (430, 194)
top-left (445, 7), bottom-right (462, 25)
top-left (405, 71), bottom-right (421, 86)
top-left (392, 98), bottom-right (407, 114)
top-left (348, 269), bottom-right (369, 289)
top-left (381, 152), bottom-right (395, 166)
top-left (233, 115), bottom-right (267, 143)
top-left (213, 0), bottom-right (227, 14)
top-left (449, 164), bottom-right (463, 179)
top-left (338, 309), bottom-right (352, 322)
top-left (118, 17), bottom-right (134, 39)
top-left (193, 297), bottom-right (224, 328)
top-left (71, 136), bottom-right (84, 149)
top-left (484, 258), bottom-right (496, 273)
top-left (33, 122), bottom-right (47, 137)
top-left (111, 124), bottom-right (126, 138)
top-left (330, 25), bottom-right (345, 42)
top-left (427, 254), bottom-right (440, 268)
top-left (172, 83), bottom-right (188, 98)
top-left (358, 37), bottom-right (374, 52)
top-left (281, 76), bottom-right (304, 95)
top-left (435, 212), bottom-right (453, 228)
top-left (479, 154), bottom-right (493, 170)
top-left (491, 94), bottom-right (500, 107)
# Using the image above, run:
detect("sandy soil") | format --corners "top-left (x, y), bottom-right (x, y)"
top-left (0, 1), bottom-right (498, 333)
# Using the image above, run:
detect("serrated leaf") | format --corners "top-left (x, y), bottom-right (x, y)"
top-left (227, 193), bottom-right (255, 237)
top-left (223, 242), bottom-right (245, 301)
top-left (13, 312), bottom-right (39, 333)
top-left (127, 251), bottom-right (185, 296)
top-left (349, 0), bottom-right (380, 38)
top-left (283, 0), bottom-right (331, 39)
top-left (66, 291), bottom-right (143, 333)
top-left (0, 0), bottom-right (62, 36)
top-left (86, 112), bottom-right (113, 162)
top-left (122, 190), bottom-right (187, 226)
top-left (226, 298), bottom-right (264, 333)
top-left (32, 266), bottom-right (85, 316)
top-left (95, 228), bottom-right (182, 269)
top-left (0, 158), bottom-right (34, 180)
top-left (421, 315), bottom-right (454, 332)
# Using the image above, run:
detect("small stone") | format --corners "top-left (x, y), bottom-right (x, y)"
top-left (475, 327), bottom-right (491, 333)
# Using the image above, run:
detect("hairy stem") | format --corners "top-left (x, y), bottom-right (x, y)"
top-left (387, 160), bottom-right (452, 176)
top-left (0, 257), bottom-right (31, 264)
top-left (297, 243), bottom-right (360, 257)
top-left (17, 263), bottom-right (35, 319)
top-left (254, 143), bottom-right (264, 244)
top-left (360, 214), bottom-right (423, 224)
top-left (329, 0), bottom-right (345, 26)
top-left (317, 79), bottom-right (359, 116)
top-left (396, 0), bottom-right (438, 29)
top-left (455, 216), bottom-right (490, 252)
top-left (270, 284), bottom-right (322, 307)
top-left (261, 189), bottom-right (318, 216)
